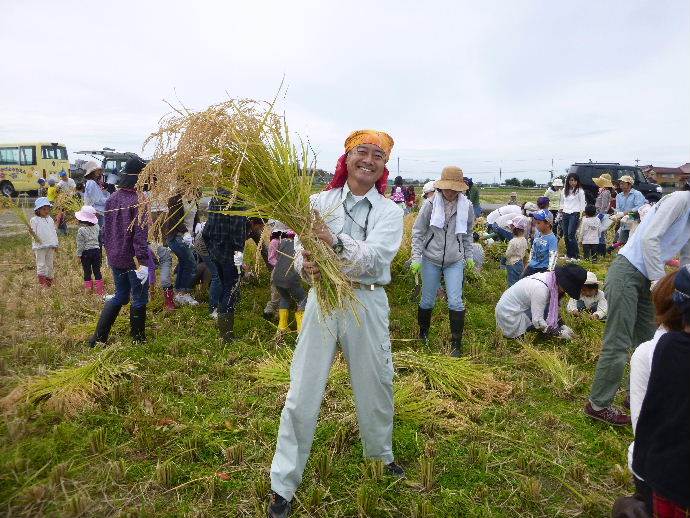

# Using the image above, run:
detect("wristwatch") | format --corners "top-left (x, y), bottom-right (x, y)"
top-left (332, 235), bottom-right (344, 254)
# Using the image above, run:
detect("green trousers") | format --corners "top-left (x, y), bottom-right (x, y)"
top-left (589, 255), bottom-right (655, 408)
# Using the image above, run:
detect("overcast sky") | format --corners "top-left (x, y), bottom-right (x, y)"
top-left (2, 0), bottom-right (688, 182)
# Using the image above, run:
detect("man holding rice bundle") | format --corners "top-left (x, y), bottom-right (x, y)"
top-left (268, 130), bottom-right (404, 517)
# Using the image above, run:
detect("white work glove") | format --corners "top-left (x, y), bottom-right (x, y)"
top-left (558, 325), bottom-right (575, 340)
top-left (182, 232), bottom-right (193, 247)
top-left (134, 265), bottom-right (149, 285)
top-left (233, 252), bottom-right (244, 267)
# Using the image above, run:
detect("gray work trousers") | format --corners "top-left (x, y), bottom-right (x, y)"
top-left (270, 287), bottom-right (395, 501)
top-left (157, 246), bottom-right (173, 289)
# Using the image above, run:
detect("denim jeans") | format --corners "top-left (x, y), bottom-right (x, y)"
top-left (488, 223), bottom-right (513, 242)
top-left (561, 212), bottom-right (580, 259)
top-left (166, 234), bottom-right (196, 291)
top-left (213, 259), bottom-right (241, 313)
top-left (506, 261), bottom-right (523, 287)
top-left (111, 266), bottom-right (148, 309)
top-left (200, 254), bottom-right (222, 310)
top-left (420, 258), bottom-right (465, 311)
top-left (473, 204), bottom-right (482, 218)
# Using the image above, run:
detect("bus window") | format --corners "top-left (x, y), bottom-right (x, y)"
top-left (0, 147), bottom-right (19, 165)
top-left (20, 146), bottom-right (36, 166)
top-left (41, 145), bottom-right (68, 160)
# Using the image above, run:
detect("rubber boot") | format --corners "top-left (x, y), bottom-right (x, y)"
top-left (278, 309), bottom-right (290, 332)
top-left (163, 288), bottom-right (176, 311)
top-left (83, 280), bottom-right (93, 293)
top-left (130, 305), bottom-right (146, 343)
top-left (295, 310), bottom-right (304, 333)
top-left (93, 279), bottom-right (105, 296)
top-left (417, 307), bottom-right (432, 344)
top-left (88, 301), bottom-right (122, 347)
top-left (217, 312), bottom-right (235, 342)
top-left (449, 309), bottom-right (465, 357)
top-left (38, 275), bottom-right (46, 286)
top-left (45, 277), bottom-right (53, 287)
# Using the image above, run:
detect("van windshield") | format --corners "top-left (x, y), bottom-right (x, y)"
top-left (41, 146), bottom-right (68, 160)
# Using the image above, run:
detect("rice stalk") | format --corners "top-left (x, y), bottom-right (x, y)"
top-left (0, 349), bottom-right (136, 416)
top-left (52, 191), bottom-right (82, 220)
top-left (139, 93), bottom-right (358, 315)
top-left (521, 344), bottom-right (581, 396)
top-left (0, 196), bottom-right (40, 243)
top-left (395, 350), bottom-right (511, 403)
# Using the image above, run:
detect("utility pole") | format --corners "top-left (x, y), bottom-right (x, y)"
top-left (635, 158), bottom-right (640, 166)
top-left (397, 157), bottom-right (400, 175)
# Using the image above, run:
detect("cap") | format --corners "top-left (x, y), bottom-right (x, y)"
top-left (532, 209), bottom-right (554, 224)
top-left (422, 180), bottom-right (436, 194)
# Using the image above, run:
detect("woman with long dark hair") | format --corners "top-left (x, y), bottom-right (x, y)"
top-left (559, 172), bottom-right (586, 260)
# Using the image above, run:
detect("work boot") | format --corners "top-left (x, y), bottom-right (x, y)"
top-left (130, 305), bottom-right (147, 343)
top-left (217, 312), bottom-right (235, 342)
top-left (268, 491), bottom-right (291, 518)
top-left (417, 307), bottom-right (432, 344)
top-left (295, 310), bottom-right (304, 333)
top-left (449, 309), bottom-right (465, 357)
top-left (38, 275), bottom-right (46, 286)
top-left (83, 280), bottom-right (93, 293)
top-left (93, 279), bottom-right (105, 296)
top-left (277, 309), bottom-right (289, 332)
top-left (386, 461), bottom-right (406, 478)
top-left (45, 277), bottom-right (54, 287)
top-left (88, 301), bottom-right (122, 347)
top-left (163, 288), bottom-right (176, 311)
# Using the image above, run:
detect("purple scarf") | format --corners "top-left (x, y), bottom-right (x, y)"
top-left (545, 271), bottom-right (560, 332)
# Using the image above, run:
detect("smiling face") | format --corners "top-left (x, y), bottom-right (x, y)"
top-left (345, 144), bottom-right (386, 193)
top-left (37, 206), bottom-right (51, 217)
top-left (580, 285), bottom-right (598, 298)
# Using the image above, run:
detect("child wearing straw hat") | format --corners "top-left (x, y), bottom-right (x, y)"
top-left (75, 205), bottom-right (104, 295)
top-left (411, 166), bottom-right (475, 356)
top-left (30, 197), bottom-right (59, 287)
top-left (566, 271), bottom-right (607, 320)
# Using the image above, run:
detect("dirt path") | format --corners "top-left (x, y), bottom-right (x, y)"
top-left (0, 207), bottom-right (33, 237)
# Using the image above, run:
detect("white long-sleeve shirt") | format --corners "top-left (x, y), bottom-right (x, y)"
top-left (294, 183), bottom-right (404, 286)
top-left (559, 188), bottom-right (586, 214)
top-left (577, 216), bottom-right (602, 245)
top-left (566, 290), bottom-right (608, 319)
top-left (495, 272), bottom-right (554, 338)
top-left (620, 191), bottom-right (690, 282)
top-left (627, 326), bottom-right (668, 478)
top-left (486, 205), bottom-right (520, 225)
top-left (30, 215), bottom-right (59, 249)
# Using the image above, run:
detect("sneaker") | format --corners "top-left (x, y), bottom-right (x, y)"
top-left (386, 461), bottom-right (406, 478)
top-left (584, 402), bottom-right (631, 426)
top-left (210, 309), bottom-right (218, 320)
top-left (268, 491), bottom-right (291, 518)
top-left (174, 293), bottom-right (200, 306)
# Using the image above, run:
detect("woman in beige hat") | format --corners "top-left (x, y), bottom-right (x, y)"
top-left (593, 173), bottom-right (615, 255)
top-left (410, 166), bottom-right (475, 356)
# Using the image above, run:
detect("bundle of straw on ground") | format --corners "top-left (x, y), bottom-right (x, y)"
top-left (138, 97), bottom-right (358, 315)
top-left (0, 349), bottom-right (136, 416)
top-left (0, 196), bottom-right (40, 243)
top-left (520, 344), bottom-right (581, 397)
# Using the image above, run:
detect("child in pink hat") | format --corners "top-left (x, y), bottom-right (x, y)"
top-left (75, 205), bottom-right (104, 294)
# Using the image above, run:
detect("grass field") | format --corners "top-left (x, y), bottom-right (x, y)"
top-left (0, 216), bottom-right (633, 517)
top-left (478, 187), bottom-right (546, 205)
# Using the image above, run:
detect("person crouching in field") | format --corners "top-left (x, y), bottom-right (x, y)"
top-left (30, 197), bottom-right (59, 287)
top-left (503, 215), bottom-right (529, 287)
top-left (89, 157), bottom-right (150, 346)
top-left (268, 221), bottom-right (307, 334)
top-left (268, 130), bottom-right (404, 518)
top-left (75, 205), bottom-right (104, 295)
top-left (566, 271), bottom-right (607, 320)
top-left (410, 166), bottom-right (475, 356)
top-left (495, 263), bottom-right (587, 339)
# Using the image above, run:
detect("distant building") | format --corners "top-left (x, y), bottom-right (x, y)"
top-left (641, 163), bottom-right (690, 193)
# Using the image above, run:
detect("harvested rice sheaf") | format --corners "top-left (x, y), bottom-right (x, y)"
top-left (139, 95), bottom-right (357, 315)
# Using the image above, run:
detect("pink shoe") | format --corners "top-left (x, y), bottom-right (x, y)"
top-left (84, 280), bottom-right (93, 293)
top-left (93, 279), bottom-right (105, 296)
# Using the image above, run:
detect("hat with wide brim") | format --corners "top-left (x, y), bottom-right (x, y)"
top-left (584, 271), bottom-right (599, 286)
top-left (75, 205), bottom-right (98, 224)
top-left (34, 197), bottom-right (52, 211)
top-left (422, 180), bottom-right (436, 194)
top-left (618, 175), bottom-right (635, 185)
top-left (555, 264), bottom-right (588, 299)
top-left (593, 173), bottom-right (614, 188)
top-left (551, 178), bottom-right (564, 187)
top-left (434, 166), bottom-right (469, 192)
top-left (83, 160), bottom-right (103, 177)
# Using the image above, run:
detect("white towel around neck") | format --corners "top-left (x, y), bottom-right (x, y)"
top-left (430, 191), bottom-right (470, 234)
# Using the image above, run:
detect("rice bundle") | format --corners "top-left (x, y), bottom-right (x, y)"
top-left (0, 196), bottom-right (40, 243)
top-left (0, 349), bottom-right (136, 416)
top-left (53, 190), bottom-right (82, 221)
top-left (395, 350), bottom-right (511, 403)
top-left (139, 97), bottom-right (358, 315)
top-left (521, 344), bottom-right (581, 396)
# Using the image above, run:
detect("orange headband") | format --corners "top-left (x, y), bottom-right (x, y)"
top-left (344, 129), bottom-right (394, 158)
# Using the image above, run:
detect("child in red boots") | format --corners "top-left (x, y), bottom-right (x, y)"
top-left (75, 205), bottom-right (104, 295)
top-left (30, 197), bottom-right (59, 287)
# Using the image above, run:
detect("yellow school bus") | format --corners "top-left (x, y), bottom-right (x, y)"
top-left (0, 142), bottom-right (70, 196)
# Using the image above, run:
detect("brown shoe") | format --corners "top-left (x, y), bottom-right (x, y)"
top-left (584, 402), bottom-right (631, 426)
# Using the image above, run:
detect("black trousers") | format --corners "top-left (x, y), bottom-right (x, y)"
top-left (583, 243), bottom-right (598, 260)
top-left (81, 248), bottom-right (102, 281)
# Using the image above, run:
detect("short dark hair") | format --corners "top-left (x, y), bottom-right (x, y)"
top-left (652, 270), bottom-right (684, 332)
top-left (584, 204), bottom-right (596, 217)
